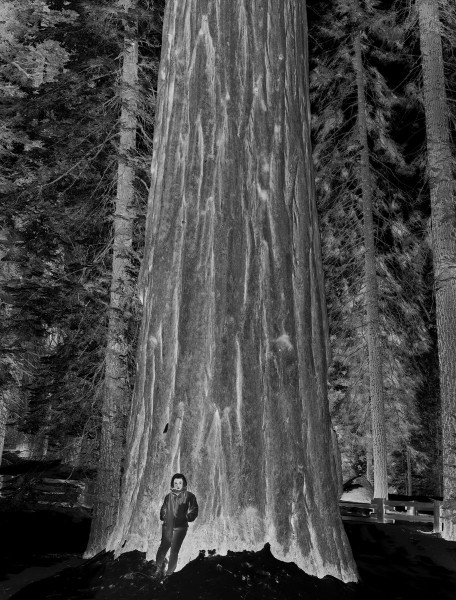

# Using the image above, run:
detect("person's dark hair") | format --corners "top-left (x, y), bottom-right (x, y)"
top-left (171, 473), bottom-right (187, 488)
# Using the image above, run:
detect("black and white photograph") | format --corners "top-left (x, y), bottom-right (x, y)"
top-left (1, 1), bottom-right (456, 598)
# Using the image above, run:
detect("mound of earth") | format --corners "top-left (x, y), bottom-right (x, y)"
top-left (9, 544), bottom-right (356, 600)
top-left (6, 521), bottom-right (456, 600)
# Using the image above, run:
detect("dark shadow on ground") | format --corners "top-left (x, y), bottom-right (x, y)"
top-left (3, 517), bottom-right (456, 599)
top-left (345, 521), bottom-right (456, 599)
top-left (0, 554), bottom-right (85, 599)
top-left (0, 509), bottom-right (90, 599)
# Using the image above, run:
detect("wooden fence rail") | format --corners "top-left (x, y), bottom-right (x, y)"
top-left (340, 498), bottom-right (442, 533)
top-left (0, 473), bottom-right (92, 509)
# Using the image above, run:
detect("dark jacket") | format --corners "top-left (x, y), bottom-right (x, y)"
top-left (160, 489), bottom-right (199, 529)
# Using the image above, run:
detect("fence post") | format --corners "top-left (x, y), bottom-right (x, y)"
top-left (374, 497), bottom-right (385, 523)
top-left (433, 500), bottom-right (442, 534)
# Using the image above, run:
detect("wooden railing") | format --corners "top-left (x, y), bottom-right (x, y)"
top-left (0, 473), bottom-right (93, 509)
top-left (340, 498), bottom-right (442, 533)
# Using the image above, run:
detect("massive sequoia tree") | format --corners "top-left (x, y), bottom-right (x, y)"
top-left (107, 0), bottom-right (357, 581)
top-left (418, 0), bottom-right (456, 539)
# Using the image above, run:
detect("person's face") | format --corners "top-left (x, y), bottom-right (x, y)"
top-left (173, 478), bottom-right (184, 490)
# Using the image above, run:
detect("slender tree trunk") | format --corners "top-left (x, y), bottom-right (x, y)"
top-left (106, 0), bottom-right (357, 581)
top-left (85, 4), bottom-right (138, 557)
top-left (418, 0), bottom-right (456, 540)
top-left (0, 400), bottom-right (7, 465)
top-left (406, 445), bottom-right (413, 496)
top-left (30, 403), bottom-right (51, 460)
top-left (353, 15), bottom-right (388, 499)
top-left (62, 435), bottom-right (83, 467)
top-left (0, 229), bottom-right (19, 467)
top-left (366, 437), bottom-right (374, 484)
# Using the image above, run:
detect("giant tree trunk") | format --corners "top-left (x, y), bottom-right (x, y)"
top-left (107, 0), bottom-right (357, 581)
top-left (353, 16), bottom-right (388, 499)
top-left (418, 0), bottom-right (456, 540)
top-left (84, 4), bottom-right (138, 557)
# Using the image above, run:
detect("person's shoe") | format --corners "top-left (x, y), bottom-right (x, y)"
top-left (150, 564), bottom-right (161, 578)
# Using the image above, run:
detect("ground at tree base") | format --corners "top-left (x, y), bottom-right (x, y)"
top-left (4, 522), bottom-right (456, 600)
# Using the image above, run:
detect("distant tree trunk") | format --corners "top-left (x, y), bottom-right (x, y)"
top-left (331, 427), bottom-right (344, 496)
top-left (0, 229), bottom-right (19, 467)
top-left (0, 401), bottom-right (7, 465)
top-left (366, 437), bottom-right (374, 484)
top-left (62, 435), bottom-right (83, 467)
top-left (30, 403), bottom-right (51, 460)
top-left (353, 12), bottom-right (388, 499)
top-left (406, 445), bottom-right (413, 496)
top-left (106, 0), bottom-right (357, 581)
top-left (84, 3), bottom-right (138, 558)
top-left (418, 0), bottom-right (456, 540)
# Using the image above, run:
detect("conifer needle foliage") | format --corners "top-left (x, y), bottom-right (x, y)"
top-left (309, 0), bottom-right (433, 491)
top-left (0, 0), bottom-right (161, 465)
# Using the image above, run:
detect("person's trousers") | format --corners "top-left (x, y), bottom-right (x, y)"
top-left (155, 526), bottom-right (187, 575)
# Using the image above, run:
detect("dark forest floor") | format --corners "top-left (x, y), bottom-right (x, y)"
top-left (2, 511), bottom-right (456, 600)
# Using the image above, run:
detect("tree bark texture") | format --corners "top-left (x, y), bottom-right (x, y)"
top-left (0, 229), bottom-right (19, 467)
top-left (84, 11), bottom-right (138, 557)
top-left (406, 445), bottom-right (413, 496)
top-left (353, 24), bottom-right (388, 499)
top-left (366, 438), bottom-right (373, 484)
top-left (0, 400), bottom-right (7, 465)
top-left (107, 0), bottom-right (357, 581)
top-left (418, 0), bottom-right (456, 540)
top-left (62, 435), bottom-right (83, 467)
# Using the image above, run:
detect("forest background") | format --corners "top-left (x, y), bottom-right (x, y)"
top-left (0, 0), bottom-right (455, 550)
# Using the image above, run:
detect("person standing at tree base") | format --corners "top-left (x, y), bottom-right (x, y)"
top-left (155, 473), bottom-right (199, 577)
